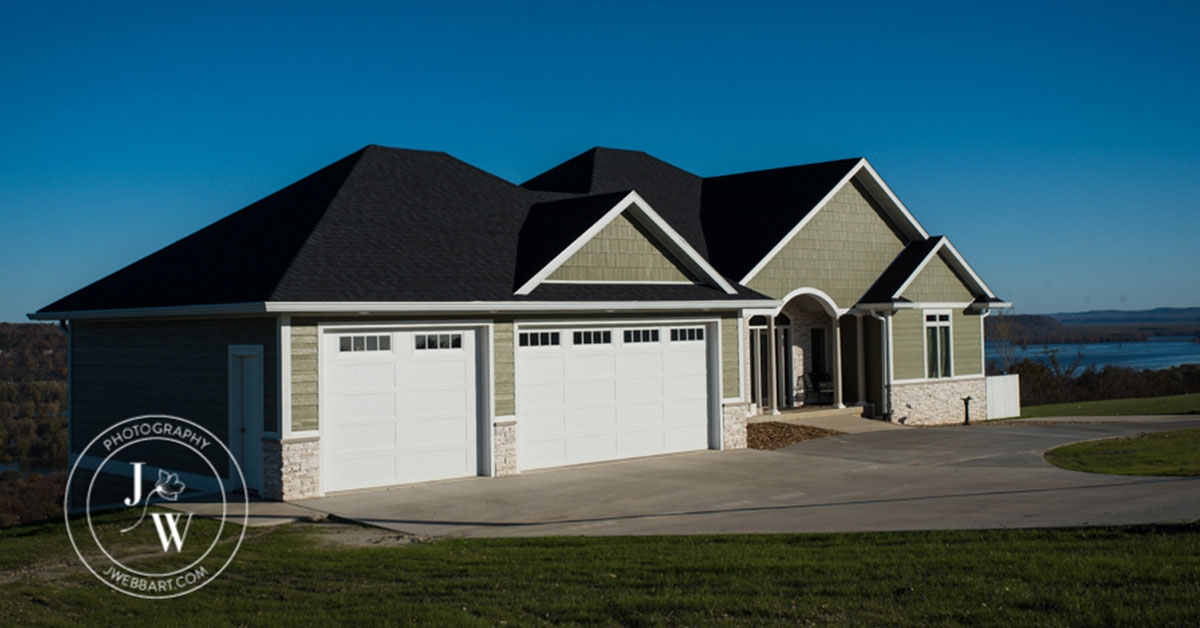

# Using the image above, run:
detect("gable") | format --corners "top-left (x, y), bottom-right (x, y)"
top-left (746, 180), bottom-right (908, 305)
top-left (900, 251), bottom-right (975, 303)
top-left (547, 211), bottom-right (698, 283)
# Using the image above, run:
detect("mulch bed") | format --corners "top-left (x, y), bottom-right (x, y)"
top-left (746, 421), bottom-right (845, 450)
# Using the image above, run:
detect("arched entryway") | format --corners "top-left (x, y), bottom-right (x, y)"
top-left (748, 288), bottom-right (854, 414)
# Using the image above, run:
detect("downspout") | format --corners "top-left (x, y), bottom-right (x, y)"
top-left (869, 309), bottom-right (891, 417)
top-left (979, 308), bottom-right (992, 375)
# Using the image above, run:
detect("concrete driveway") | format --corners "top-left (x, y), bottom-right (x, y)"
top-left (297, 416), bottom-right (1200, 538)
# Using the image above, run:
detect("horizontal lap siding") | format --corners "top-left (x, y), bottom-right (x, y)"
top-left (721, 315), bottom-right (740, 399)
top-left (748, 180), bottom-right (907, 303)
top-left (494, 320), bottom-right (515, 416)
top-left (892, 310), bottom-right (925, 381)
top-left (953, 312), bottom-right (983, 376)
top-left (291, 324), bottom-right (319, 432)
top-left (71, 318), bottom-right (277, 469)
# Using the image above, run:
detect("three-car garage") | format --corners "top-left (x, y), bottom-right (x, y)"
top-left (319, 321), bottom-right (718, 493)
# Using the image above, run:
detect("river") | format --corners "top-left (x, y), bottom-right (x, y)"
top-left (986, 336), bottom-right (1200, 372)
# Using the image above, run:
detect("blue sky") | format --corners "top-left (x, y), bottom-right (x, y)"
top-left (3, 1), bottom-right (1198, 321)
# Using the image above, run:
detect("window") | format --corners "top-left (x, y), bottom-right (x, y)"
top-left (670, 327), bottom-right (704, 342)
top-left (924, 313), bottom-right (952, 378)
top-left (414, 333), bottom-right (462, 350)
top-left (518, 331), bottom-right (561, 347)
top-left (572, 330), bottom-right (612, 345)
top-left (623, 328), bottom-right (660, 343)
top-left (339, 334), bottom-right (392, 353)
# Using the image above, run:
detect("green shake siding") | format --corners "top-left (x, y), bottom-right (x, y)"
top-left (291, 324), bottom-right (318, 432)
top-left (548, 212), bottom-right (696, 282)
top-left (900, 253), bottom-right (974, 303)
top-left (748, 180), bottom-right (907, 303)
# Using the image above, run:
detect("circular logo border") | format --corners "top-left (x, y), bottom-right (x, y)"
top-left (64, 414), bottom-right (249, 599)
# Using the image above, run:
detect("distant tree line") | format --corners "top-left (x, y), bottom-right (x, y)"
top-left (0, 323), bottom-right (69, 461)
top-left (985, 314), bottom-right (1200, 346)
top-left (990, 356), bottom-right (1200, 407)
top-left (0, 324), bottom-right (69, 528)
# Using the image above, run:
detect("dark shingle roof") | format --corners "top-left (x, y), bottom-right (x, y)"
top-left (859, 237), bottom-right (945, 304)
top-left (513, 191), bottom-right (632, 290)
top-left (37, 144), bottom-right (997, 316)
top-left (700, 158), bottom-right (862, 279)
top-left (522, 148), bottom-right (707, 258)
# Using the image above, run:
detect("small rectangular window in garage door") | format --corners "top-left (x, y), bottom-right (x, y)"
top-left (338, 334), bottom-right (392, 352)
top-left (519, 331), bottom-right (561, 347)
top-left (623, 329), bottom-right (659, 343)
top-left (414, 333), bottom-right (462, 350)
top-left (670, 327), bottom-right (704, 342)
top-left (572, 330), bottom-right (612, 345)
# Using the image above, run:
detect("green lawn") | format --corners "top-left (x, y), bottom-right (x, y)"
top-left (2, 518), bottom-right (1199, 626)
top-left (1022, 393), bottom-right (1200, 418)
top-left (1045, 429), bottom-right (1200, 477)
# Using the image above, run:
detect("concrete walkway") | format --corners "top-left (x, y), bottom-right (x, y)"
top-left (296, 416), bottom-right (1200, 538)
top-left (751, 406), bottom-right (907, 434)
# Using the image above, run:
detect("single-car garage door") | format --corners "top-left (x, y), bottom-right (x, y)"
top-left (516, 324), bottom-right (711, 470)
top-left (322, 328), bottom-right (479, 492)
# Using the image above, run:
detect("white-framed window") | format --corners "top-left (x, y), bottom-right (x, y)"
top-left (670, 327), bottom-right (704, 342)
top-left (623, 329), bottom-right (660, 343)
top-left (415, 333), bottom-right (462, 350)
top-left (924, 312), bottom-right (952, 378)
top-left (338, 334), bottom-right (392, 353)
top-left (572, 330), bottom-right (612, 345)
top-left (519, 331), bottom-right (561, 347)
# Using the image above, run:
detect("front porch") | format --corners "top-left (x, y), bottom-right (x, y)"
top-left (746, 289), bottom-right (882, 417)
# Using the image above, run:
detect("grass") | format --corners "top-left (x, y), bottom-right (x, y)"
top-left (1045, 429), bottom-right (1200, 477)
top-left (1022, 392), bottom-right (1200, 418)
top-left (2, 519), bottom-right (1199, 626)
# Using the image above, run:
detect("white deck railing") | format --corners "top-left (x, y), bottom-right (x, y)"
top-left (986, 374), bottom-right (1022, 419)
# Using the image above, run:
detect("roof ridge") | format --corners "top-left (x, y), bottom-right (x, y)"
top-left (267, 148), bottom-right (370, 301)
top-left (703, 157), bottom-right (862, 181)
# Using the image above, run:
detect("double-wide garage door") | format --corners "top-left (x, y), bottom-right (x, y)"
top-left (516, 324), bottom-right (712, 470)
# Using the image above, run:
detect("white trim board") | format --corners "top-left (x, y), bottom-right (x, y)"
top-left (31, 298), bottom-right (776, 321)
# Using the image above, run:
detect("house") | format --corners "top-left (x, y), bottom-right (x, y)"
top-left (32, 145), bottom-right (1009, 500)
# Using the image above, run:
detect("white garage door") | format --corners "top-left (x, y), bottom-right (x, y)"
top-left (516, 324), bottom-right (711, 471)
top-left (322, 329), bottom-right (478, 492)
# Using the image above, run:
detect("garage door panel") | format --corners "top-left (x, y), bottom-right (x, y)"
top-left (565, 433), bottom-right (617, 462)
top-left (522, 409), bottom-right (565, 435)
top-left (663, 351), bottom-right (705, 374)
top-left (413, 357), bottom-right (471, 385)
top-left (617, 401), bottom-right (665, 429)
top-left (664, 374), bottom-right (705, 400)
top-left (566, 379), bottom-right (617, 405)
top-left (326, 420), bottom-right (397, 452)
top-left (521, 354), bottom-right (565, 381)
top-left (333, 391), bottom-right (396, 420)
top-left (331, 361), bottom-right (396, 390)
top-left (519, 382), bottom-right (565, 411)
top-left (619, 377), bottom-right (666, 403)
top-left (618, 429), bottom-right (666, 458)
top-left (564, 405), bottom-right (617, 431)
top-left (412, 388), bottom-right (470, 418)
top-left (617, 352), bottom-right (663, 375)
top-left (566, 353), bottom-right (615, 378)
